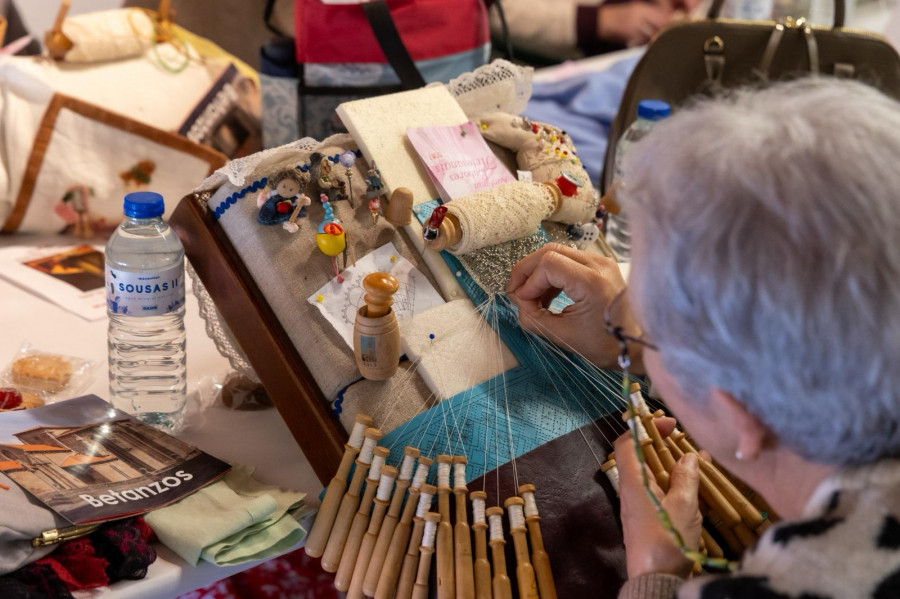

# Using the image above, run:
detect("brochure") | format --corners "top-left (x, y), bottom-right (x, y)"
top-left (0, 244), bottom-right (107, 321)
top-left (0, 395), bottom-right (230, 525)
top-left (407, 121), bottom-right (516, 203)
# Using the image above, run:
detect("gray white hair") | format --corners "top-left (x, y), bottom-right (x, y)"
top-left (623, 77), bottom-right (900, 466)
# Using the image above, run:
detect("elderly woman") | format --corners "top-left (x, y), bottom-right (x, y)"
top-left (508, 77), bottom-right (900, 598)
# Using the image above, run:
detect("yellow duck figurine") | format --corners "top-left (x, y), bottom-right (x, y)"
top-left (317, 221), bottom-right (347, 282)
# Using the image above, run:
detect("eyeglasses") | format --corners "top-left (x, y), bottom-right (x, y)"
top-left (603, 288), bottom-right (657, 371)
top-left (605, 288), bottom-right (735, 572)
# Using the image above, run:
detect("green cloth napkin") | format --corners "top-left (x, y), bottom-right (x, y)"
top-left (145, 465), bottom-right (310, 566)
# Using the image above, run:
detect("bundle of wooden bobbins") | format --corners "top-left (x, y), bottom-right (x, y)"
top-left (306, 413), bottom-right (559, 599)
top-left (600, 383), bottom-right (778, 564)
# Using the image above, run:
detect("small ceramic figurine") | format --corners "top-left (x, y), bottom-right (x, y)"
top-left (309, 152), bottom-right (347, 204)
top-left (317, 193), bottom-right (349, 282)
top-left (368, 197), bottom-right (382, 226)
top-left (365, 164), bottom-right (385, 199)
top-left (565, 207), bottom-right (607, 249)
top-left (257, 169), bottom-right (307, 225)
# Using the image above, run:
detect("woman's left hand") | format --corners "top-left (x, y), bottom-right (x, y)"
top-left (614, 418), bottom-right (703, 579)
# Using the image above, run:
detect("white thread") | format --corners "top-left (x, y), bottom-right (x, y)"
top-left (453, 462), bottom-right (467, 488)
top-left (359, 437), bottom-right (378, 465)
top-left (522, 493), bottom-right (539, 518)
top-left (437, 461), bottom-right (451, 488)
top-left (377, 472), bottom-right (397, 502)
top-left (399, 455), bottom-right (416, 481)
top-left (448, 181), bottom-right (555, 255)
top-left (630, 390), bottom-right (650, 416)
top-left (508, 504), bottom-right (525, 529)
top-left (412, 463), bottom-right (430, 489)
top-left (604, 465), bottom-right (620, 493)
top-left (348, 421), bottom-right (367, 449)
top-left (369, 454), bottom-right (386, 481)
top-left (631, 417), bottom-right (649, 443)
top-left (488, 514), bottom-right (504, 541)
top-left (416, 491), bottom-right (434, 518)
top-left (422, 520), bottom-right (438, 549)
top-left (472, 497), bottom-right (486, 524)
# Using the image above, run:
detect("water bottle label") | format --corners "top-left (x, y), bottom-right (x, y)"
top-left (106, 264), bottom-right (185, 316)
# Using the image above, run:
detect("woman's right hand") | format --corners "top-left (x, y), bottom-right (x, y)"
top-left (507, 243), bottom-right (641, 371)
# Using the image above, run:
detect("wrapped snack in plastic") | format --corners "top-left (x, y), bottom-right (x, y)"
top-left (1, 343), bottom-right (98, 403)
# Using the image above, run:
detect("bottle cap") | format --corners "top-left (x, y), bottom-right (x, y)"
top-left (124, 192), bottom-right (165, 218)
top-left (637, 100), bottom-right (671, 121)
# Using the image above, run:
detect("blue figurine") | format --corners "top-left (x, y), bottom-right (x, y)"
top-left (256, 170), bottom-right (308, 225)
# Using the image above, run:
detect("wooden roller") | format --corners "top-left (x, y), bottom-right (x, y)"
top-left (413, 512), bottom-right (442, 599)
top-left (335, 446), bottom-right (390, 591)
top-left (453, 457), bottom-right (475, 599)
top-left (436, 455), bottom-right (456, 599)
top-left (505, 497), bottom-right (539, 599)
top-left (306, 414), bottom-right (372, 558)
top-left (469, 491), bottom-right (492, 599)
top-left (364, 447), bottom-right (418, 596)
top-left (347, 466), bottom-right (398, 599)
top-left (519, 484), bottom-right (557, 599)
top-left (487, 506), bottom-right (513, 599)
top-left (397, 484), bottom-right (437, 599)
top-left (322, 427), bottom-right (384, 571)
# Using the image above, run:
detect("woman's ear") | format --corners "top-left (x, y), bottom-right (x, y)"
top-left (709, 388), bottom-right (768, 461)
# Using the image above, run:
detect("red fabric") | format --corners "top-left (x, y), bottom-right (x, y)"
top-left (295, 0), bottom-right (489, 63)
top-left (177, 548), bottom-right (338, 599)
top-left (36, 539), bottom-right (110, 591)
top-left (133, 516), bottom-right (158, 544)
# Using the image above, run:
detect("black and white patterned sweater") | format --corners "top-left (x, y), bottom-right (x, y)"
top-left (618, 460), bottom-right (900, 599)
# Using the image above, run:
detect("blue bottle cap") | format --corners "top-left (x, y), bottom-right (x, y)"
top-left (637, 100), bottom-right (671, 121)
top-left (123, 191), bottom-right (165, 218)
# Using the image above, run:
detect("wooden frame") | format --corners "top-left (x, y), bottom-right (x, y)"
top-left (170, 193), bottom-right (346, 484)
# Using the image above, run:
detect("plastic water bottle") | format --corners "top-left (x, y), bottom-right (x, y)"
top-left (606, 99), bottom-right (671, 261)
top-left (106, 192), bottom-right (187, 434)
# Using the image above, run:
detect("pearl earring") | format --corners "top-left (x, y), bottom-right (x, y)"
top-left (735, 450), bottom-right (746, 461)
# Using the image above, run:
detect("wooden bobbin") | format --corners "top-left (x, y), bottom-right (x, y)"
top-left (756, 518), bottom-right (773, 536)
top-left (413, 512), bottom-right (442, 599)
top-left (487, 506), bottom-right (513, 599)
top-left (45, 0), bottom-right (74, 60)
top-left (335, 446), bottom-right (390, 590)
top-left (306, 414), bottom-right (372, 558)
top-left (321, 427), bottom-right (384, 572)
top-left (733, 522), bottom-right (757, 549)
top-left (668, 429), bottom-right (764, 529)
top-left (375, 483), bottom-right (422, 599)
top-left (700, 527), bottom-right (724, 560)
top-left (504, 497), bottom-right (539, 599)
top-left (355, 273), bottom-right (401, 380)
top-left (622, 411), bottom-right (671, 491)
top-left (469, 491), bottom-right (492, 599)
top-left (347, 466), bottom-right (398, 599)
top-left (519, 483), bottom-right (557, 599)
top-left (707, 510), bottom-right (744, 555)
top-left (628, 382), bottom-right (651, 416)
top-left (640, 412), bottom-right (678, 471)
top-left (397, 484), bottom-right (437, 599)
top-left (364, 450), bottom-right (416, 596)
top-left (453, 457), bottom-right (475, 599)
top-left (600, 459), bottom-right (620, 495)
top-left (435, 455), bottom-right (456, 599)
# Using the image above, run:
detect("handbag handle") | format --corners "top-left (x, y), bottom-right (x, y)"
top-left (361, 0), bottom-right (426, 90)
top-left (707, 0), bottom-right (845, 28)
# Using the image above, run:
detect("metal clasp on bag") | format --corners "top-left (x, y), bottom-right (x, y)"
top-left (32, 523), bottom-right (102, 548)
top-left (703, 36), bottom-right (726, 86)
top-left (758, 17), bottom-right (819, 79)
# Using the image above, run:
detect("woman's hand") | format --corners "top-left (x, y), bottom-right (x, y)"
top-left (507, 243), bottom-right (640, 370)
top-left (614, 419), bottom-right (703, 579)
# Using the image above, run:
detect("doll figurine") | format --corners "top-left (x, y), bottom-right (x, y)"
top-left (257, 169), bottom-right (307, 225)
top-left (309, 152), bottom-right (347, 204)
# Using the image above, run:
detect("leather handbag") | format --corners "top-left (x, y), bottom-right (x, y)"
top-left (601, 0), bottom-right (900, 191)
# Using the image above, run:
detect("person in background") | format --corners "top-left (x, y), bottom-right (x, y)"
top-left (490, 0), bottom-right (697, 61)
top-left (508, 78), bottom-right (900, 598)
